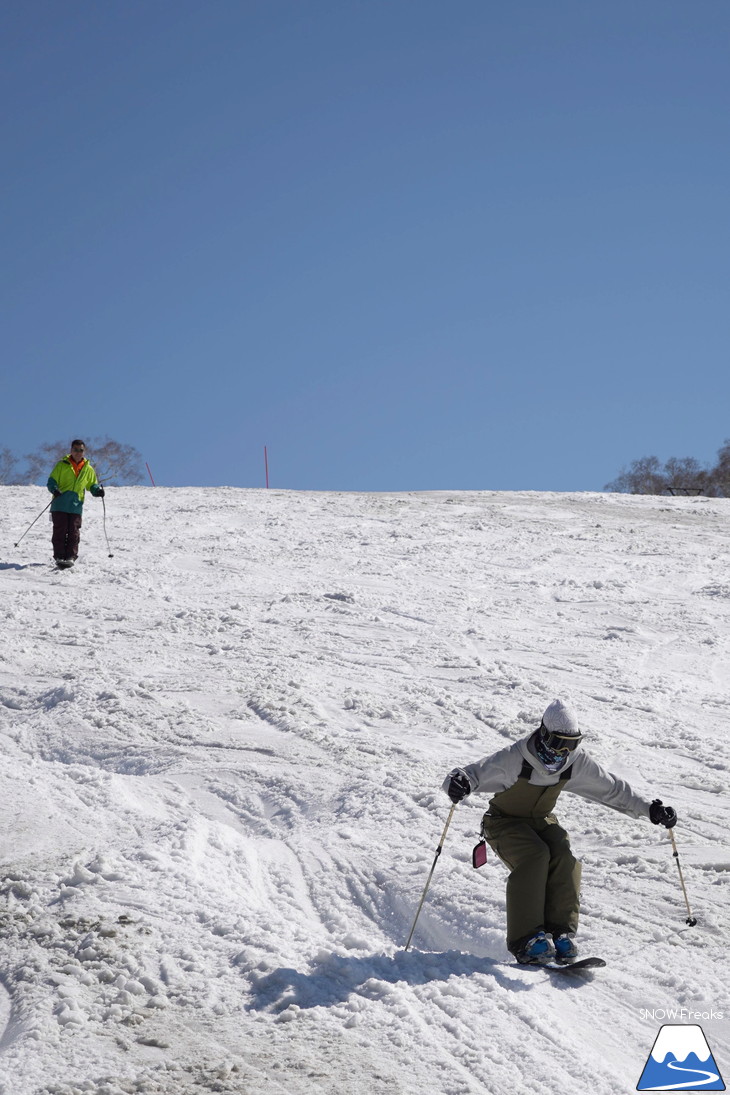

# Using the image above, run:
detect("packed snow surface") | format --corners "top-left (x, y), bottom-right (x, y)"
top-left (0, 486), bottom-right (728, 1095)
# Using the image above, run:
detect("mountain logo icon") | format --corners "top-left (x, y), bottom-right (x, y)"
top-left (637, 1024), bottom-right (725, 1090)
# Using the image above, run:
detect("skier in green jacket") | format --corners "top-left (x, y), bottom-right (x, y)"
top-left (443, 699), bottom-right (677, 965)
top-left (47, 441), bottom-right (104, 566)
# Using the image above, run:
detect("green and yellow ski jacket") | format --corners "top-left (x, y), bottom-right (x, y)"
top-left (47, 457), bottom-right (103, 515)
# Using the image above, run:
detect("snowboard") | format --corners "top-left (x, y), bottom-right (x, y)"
top-left (521, 956), bottom-right (605, 973)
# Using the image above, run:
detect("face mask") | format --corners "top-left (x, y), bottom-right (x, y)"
top-left (534, 734), bottom-right (568, 771)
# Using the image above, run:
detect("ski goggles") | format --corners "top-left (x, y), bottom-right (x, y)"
top-left (539, 723), bottom-right (583, 754)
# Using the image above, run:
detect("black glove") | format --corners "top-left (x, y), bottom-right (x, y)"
top-left (446, 769), bottom-right (471, 804)
top-left (97, 486), bottom-right (105, 498)
top-left (650, 799), bottom-right (677, 828)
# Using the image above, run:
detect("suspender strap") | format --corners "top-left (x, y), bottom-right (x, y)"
top-left (518, 758), bottom-right (573, 782)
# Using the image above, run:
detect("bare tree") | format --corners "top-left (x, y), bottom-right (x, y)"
top-left (662, 456), bottom-right (708, 495)
top-left (0, 447), bottom-right (22, 485)
top-left (706, 439), bottom-right (730, 497)
top-left (605, 456), bottom-right (667, 494)
top-left (22, 437), bottom-right (145, 485)
top-left (606, 442), bottom-right (730, 497)
top-left (23, 440), bottom-right (68, 484)
top-left (83, 437), bottom-right (145, 485)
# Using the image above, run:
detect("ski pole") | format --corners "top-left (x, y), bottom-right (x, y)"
top-left (101, 496), bottom-right (114, 558)
top-left (404, 802), bottom-right (457, 952)
top-left (668, 828), bottom-right (697, 927)
top-left (14, 499), bottom-right (53, 548)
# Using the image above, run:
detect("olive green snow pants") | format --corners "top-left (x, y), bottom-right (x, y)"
top-left (482, 813), bottom-right (582, 953)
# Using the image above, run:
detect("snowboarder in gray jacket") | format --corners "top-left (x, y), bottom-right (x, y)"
top-left (443, 699), bottom-right (677, 964)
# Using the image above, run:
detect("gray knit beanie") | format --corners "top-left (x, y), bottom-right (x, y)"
top-left (542, 699), bottom-right (581, 736)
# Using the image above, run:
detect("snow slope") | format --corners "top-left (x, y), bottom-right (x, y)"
top-left (0, 486), bottom-right (728, 1095)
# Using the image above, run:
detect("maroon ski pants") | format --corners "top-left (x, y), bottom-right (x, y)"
top-left (52, 512), bottom-right (82, 561)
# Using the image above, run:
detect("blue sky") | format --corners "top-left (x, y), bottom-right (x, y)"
top-left (3, 1), bottom-right (729, 491)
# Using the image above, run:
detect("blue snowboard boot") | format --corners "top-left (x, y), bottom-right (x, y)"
top-left (515, 931), bottom-right (556, 965)
top-left (553, 933), bottom-right (578, 963)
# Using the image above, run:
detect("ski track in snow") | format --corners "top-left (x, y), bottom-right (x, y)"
top-left (0, 486), bottom-right (728, 1094)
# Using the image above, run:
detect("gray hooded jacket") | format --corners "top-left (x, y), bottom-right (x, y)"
top-left (443, 733), bottom-right (653, 820)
